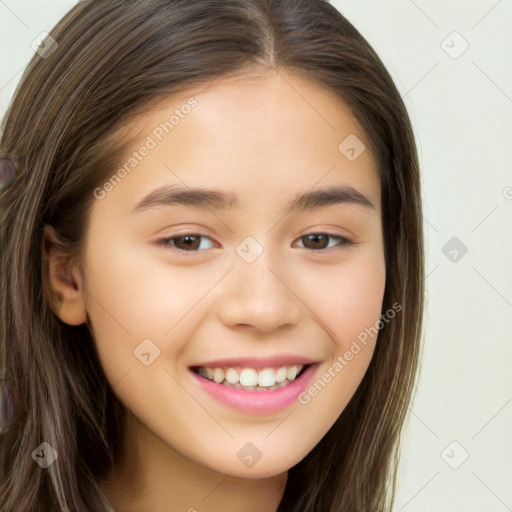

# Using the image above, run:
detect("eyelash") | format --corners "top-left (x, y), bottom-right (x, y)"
top-left (154, 231), bottom-right (356, 254)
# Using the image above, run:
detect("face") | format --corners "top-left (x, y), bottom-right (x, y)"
top-left (63, 67), bottom-right (386, 478)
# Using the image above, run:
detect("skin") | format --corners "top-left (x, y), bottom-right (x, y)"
top-left (44, 66), bottom-right (386, 512)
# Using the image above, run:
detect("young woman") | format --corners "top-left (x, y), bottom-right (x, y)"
top-left (0, 1), bottom-right (424, 510)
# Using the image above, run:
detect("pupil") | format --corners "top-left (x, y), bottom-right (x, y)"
top-left (178, 235), bottom-right (200, 250)
top-left (306, 234), bottom-right (327, 249)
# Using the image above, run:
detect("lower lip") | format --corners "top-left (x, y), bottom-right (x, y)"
top-left (189, 364), bottom-right (318, 415)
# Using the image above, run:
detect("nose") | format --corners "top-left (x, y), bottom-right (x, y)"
top-left (215, 252), bottom-right (302, 334)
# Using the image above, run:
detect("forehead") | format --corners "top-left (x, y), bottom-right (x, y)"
top-left (101, 67), bottom-right (381, 215)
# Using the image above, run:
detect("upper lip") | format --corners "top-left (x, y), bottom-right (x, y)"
top-left (190, 355), bottom-right (319, 369)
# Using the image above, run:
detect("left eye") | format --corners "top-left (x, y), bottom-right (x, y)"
top-left (295, 233), bottom-right (355, 251)
top-left (155, 233), bottom-right (216, 252)
top-left (154, 232), bottom-right (355, 253)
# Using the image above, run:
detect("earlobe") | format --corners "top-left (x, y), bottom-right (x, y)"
top-left (42, 224), bottom-right (88, 326)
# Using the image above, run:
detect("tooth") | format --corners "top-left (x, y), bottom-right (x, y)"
top-left (239, 368), bottom-right (258, 387)
top-left (257, 368), bottom-right (276, 387)
top-left (213, 368), bottom-right (225, 383)
top-left (287, 365), bottom-right (298, 381)
top-left (275, 367), bottom-right (287, 383)
top-left (205, 367), bottom-right (214, 379)
top-left (225, 368), bottom-right (240, 384)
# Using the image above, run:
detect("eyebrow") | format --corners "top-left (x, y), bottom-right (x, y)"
top-left (132, 184), bottom-right (375, 214)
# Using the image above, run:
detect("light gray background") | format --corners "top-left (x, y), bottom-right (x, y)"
top-left (1, 1), bottom-right (511, 511)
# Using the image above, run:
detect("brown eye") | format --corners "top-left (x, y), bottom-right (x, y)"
top-left (296, 233), bottom-right (355, 251)
top-left (155, 233), bottom-right (216, 252)
top-left (172, 235), bottom-right (202, 251)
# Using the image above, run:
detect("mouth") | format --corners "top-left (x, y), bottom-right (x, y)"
top-left (190, 363), bottom-right (310, 391)
top-left (188, 361), bottom-right (319, 415)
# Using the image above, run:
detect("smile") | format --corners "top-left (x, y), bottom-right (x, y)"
top-left (189, 362), bottom-right (319, 415)
top-left (192, 364), bottom-right (306, 391)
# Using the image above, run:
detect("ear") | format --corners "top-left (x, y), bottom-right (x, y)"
top-left (42, 224), bottom-right (88, 326)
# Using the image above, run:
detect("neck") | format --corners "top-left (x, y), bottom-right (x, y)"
top-left (98, 411), bottom-right (287, 512)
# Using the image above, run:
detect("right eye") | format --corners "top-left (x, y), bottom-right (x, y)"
top-left (294, 232), bottom-right (356, 252)
top-left (154, 232), bottom-right (218, 253)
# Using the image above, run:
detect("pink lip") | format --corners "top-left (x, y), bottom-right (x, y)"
top-left (190, 355), bottom-right (318, 369)
top-left (189, 363), bottom-right (319, 415)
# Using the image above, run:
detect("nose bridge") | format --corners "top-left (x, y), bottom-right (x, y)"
top-left (215, 239), bottom-right (301, 332)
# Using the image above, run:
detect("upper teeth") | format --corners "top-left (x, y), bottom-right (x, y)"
top-left (197, 365), bottom-right (304, 387)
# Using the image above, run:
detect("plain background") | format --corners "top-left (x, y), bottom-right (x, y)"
top-left (1, 1), bottom-right (511, 511)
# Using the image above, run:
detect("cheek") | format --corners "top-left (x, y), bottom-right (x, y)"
top-left (84, 236), bottom-right (206, 328)
top-left (293, 254), bottom-right (386, 435)
top-left (300, 250), bottom-right (386, 351)
top-left (82, 240), bottom-right (219, 376)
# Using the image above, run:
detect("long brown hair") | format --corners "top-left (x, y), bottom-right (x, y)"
top-left (0, 1), bottom-right (424, 510)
